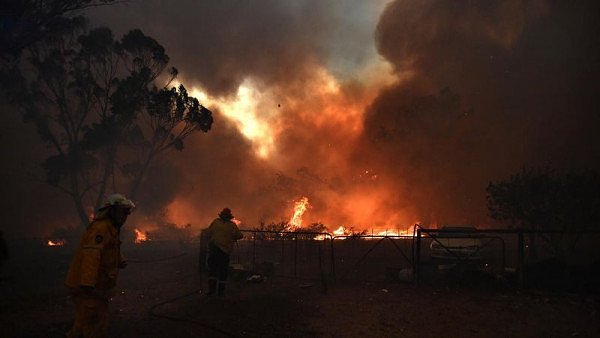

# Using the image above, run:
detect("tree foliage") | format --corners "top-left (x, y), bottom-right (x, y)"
top-left (1, 0), bottom-right (116, 60)
top-left (2, 22), bottom-right (213, 226)
top-left (487, 167), bottom-right (600, 231)
top-left (487, 167), bottom-right (600, 258)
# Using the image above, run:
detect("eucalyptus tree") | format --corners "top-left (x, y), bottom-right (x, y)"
top-left (3, 23), bottom-right (213, 226)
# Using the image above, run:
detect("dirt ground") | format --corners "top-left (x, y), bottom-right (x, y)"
top-left (1, 239), bottom-right (599, 337)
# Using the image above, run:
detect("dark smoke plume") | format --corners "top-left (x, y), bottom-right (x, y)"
top-left (359, 0), bottom-right (600, 224)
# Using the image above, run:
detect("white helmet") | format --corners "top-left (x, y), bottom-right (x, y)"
top-left (102, 193), bottom-right (135, 210)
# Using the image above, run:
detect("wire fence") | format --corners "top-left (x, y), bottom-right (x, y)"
top-left (197, 227), bottom-right (600, 290)
top-left (19, 226), bottom-right (598, 291)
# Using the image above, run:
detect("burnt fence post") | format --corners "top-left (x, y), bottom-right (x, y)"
top-left (415, 228), bottom-right (422, 285)
top-left (518, 229), bottom-right (524, 288)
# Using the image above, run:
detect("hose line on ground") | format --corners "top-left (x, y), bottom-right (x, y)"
top-left (126, 252), bottom-right (188, 263)
top-left (129, 250), bottom-right (236, 336)
top-left (148, 287), bottom-right (236, 337)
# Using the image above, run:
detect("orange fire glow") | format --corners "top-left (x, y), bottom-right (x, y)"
top-left (375, 229), bottom-right (400, 237)
top-left (288, 197), bottom-right (310, 230)
top-left (157, 55), bottom-right (424, 234)
top-left (373, 226), bottom-right (415, 237)
top-left (47, 239), bottom-right (66, 246)
top-left (333, 226), bottom-right (347, 236)
top-left (164, 198), bottom-right (200, 228)
top-left (134, 228), bottom-right (148, 244)
top-left (184, 58), bottom-right (396, 161)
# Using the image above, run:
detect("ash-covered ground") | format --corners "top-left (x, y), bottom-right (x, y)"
top-left (1, 238), bottom-right (599, 337)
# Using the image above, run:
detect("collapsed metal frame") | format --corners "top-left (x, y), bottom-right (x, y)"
top-left (415, 228), bottom-right (506, 282)
top-left (415, 227), bottom-right (600, 286)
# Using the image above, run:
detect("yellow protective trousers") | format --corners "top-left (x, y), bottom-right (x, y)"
top-left (67, 293), bottom-right (109, 338)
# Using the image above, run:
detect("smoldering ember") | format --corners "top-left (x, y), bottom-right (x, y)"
top-left (1, 1), bottom-right (599, 337)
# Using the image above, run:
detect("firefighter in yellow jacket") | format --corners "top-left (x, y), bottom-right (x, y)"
top-left (205, 208), bottom-right (243, 296)
top-left (65, 193), bottom-right (135, 338)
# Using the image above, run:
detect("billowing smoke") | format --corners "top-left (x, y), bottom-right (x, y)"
top-left (2, 0), bottom-right (599, 237)
top-left (359, 0), bottom-right (600, 225)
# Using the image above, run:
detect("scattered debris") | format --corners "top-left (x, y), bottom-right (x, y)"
top-left (247, 274), bottom-right (265, 283)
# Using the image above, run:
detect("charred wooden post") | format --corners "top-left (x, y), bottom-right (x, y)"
top-left (318, 245), bottom-right (327, 294)
top-left (330, 237), bottom-right (335, 277)
top-left (294, 234), bottom-right (299, 277)
top-left (252, 231), bottom-right (257, 271)
top-left (415, 228), bottom-right (422, 285)
top-left (518, 229), bottom-right (525, 288)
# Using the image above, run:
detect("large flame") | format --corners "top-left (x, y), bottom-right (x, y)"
top-left (288, 197), bottom-right (310, 229)
top-left (185, 60), bottom-right (395, 162)
top-left (134, 228), bottom-right (148, 244)
top-left (187, 80), bottom-right (276, 158)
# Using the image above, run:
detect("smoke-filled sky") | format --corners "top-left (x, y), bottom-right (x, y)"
top-left (2, 0), bottom-right (600, 237)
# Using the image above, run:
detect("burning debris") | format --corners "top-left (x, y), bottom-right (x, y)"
top-left (330, 226), bottom-right (410, 238)
top-left (134, 229), bottom-right (149, 244)
top-left (333, 226), bottom-right (347, 236)
top-left (46, 239), bottom-right (66, 247)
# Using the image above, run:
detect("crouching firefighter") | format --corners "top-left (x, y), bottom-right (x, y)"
top-left (204, 208), bottom-right (243, 296)
top-left (65, 193), bottom-right (135, 338)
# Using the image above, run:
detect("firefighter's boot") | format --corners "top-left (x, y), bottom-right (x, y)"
top-left (218, 281), bottom-right (226, 296)
top-left (207, 278), bottom-right (217, 296)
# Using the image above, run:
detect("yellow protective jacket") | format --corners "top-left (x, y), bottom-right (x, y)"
top-left (205, 218), bottom-right (243, 253)
top-left (65, 217), bottom-right (124, 290)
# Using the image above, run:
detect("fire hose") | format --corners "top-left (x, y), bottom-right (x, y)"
top-left (127, 252), bottom-right (236, 337)
top-left (126, 252), bottom-right (188, 263)
top-left (148, 287), bottom-right (235, 337)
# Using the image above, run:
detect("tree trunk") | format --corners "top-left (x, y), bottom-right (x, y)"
top-left (95, 146), bottom-right (116, 210)
top-left (73, 194), bottom-right (90, 229)
top-left (69, 168), bottom-right (90, 229)
top-left (128, 152), bottom-right (154, 201)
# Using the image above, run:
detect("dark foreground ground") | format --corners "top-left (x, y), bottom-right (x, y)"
top-left (1, 239), bottom-right (599, 337)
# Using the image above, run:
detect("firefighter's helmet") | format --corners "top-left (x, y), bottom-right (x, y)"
top-left (101, 193), bottom-right (135, 210)
top-left (218, 208), bottom-right (233, 220)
